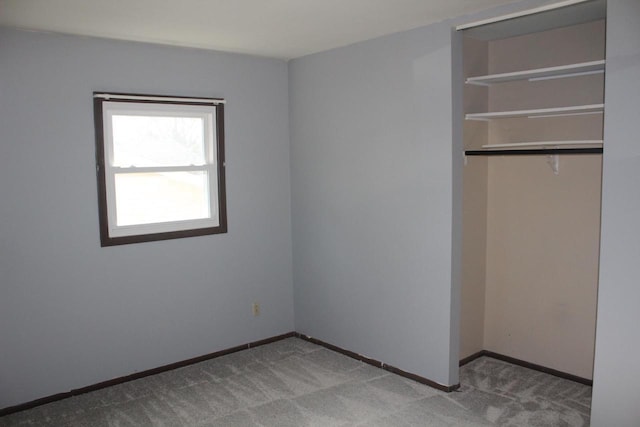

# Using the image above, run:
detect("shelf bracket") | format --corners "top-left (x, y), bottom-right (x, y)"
top-left (547, 154), bottom-right (560, 175)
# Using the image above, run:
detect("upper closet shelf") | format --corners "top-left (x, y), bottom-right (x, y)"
top-left (465, 103), bottom-right (604, 121)
top-left (465, 60), bottom-right (605, 86)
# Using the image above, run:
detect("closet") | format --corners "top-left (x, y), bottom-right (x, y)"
top-left (458, 0), bottom-right (606, 382)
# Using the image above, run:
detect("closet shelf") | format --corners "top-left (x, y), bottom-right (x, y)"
top-left (465, 147), bottom-right (603, 156)
top-left (465, 104), bottom-right (604, 121)
top-left (465, 60), bottom-right (605, 86)
top-left (482, 140), bottom-right (603, 149)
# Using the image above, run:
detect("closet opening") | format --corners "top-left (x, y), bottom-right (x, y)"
top-left (453, 0), bottom-right (606, 420)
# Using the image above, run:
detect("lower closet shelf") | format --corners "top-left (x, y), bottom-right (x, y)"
top-left (465, 147), bottom-right (603, 156)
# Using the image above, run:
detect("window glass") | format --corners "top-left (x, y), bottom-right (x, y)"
top-left (114, 171), bottom-right (211, 226)
top-left (112, 115), bottom-right (208, 167)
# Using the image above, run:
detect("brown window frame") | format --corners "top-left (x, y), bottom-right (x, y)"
top-left (93, 92), bottom-right (227, 247)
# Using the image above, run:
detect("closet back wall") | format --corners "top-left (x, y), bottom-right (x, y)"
top-left (484, 155), bottom-right (601, 380)
top-left (483, 20), bottom-right (604, 380)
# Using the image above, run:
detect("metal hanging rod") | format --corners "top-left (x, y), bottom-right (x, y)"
top-left (464, 147), bottom-right (603, 156)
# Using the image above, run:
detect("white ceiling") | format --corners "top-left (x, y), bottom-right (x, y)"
top-left (0, 0), bottom-right (521, 59)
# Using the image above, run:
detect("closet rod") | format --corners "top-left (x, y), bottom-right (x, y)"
top-left (465, 148), bottom-right (603, 156)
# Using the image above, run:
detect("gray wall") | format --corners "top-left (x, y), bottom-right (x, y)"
top-left (591, 0), bottom-right (640, 425)
top-left (3, 0), bottom-right (639, 422)
top-left (288, 0), bottom-right (561, 390)
top-left (0, 28), bottom-right (294, 408)
top-left (289, 0), bottom-right (630, 396)
top-left (290, 20), bottom-right (458, 386)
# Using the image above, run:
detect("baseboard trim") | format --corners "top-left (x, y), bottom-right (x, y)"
top-left (459, 350), bottom-right (486, 367)
top-left (295, 333), bottom-right (460, 393)
top-left (0, 331), bottom-right (296, 417)
top-left (2, 331), bottom-right (463, 417)
top-left (3, 336), bottom-right (593, 417)
top-left (459, 349), bottom-right (593, 386)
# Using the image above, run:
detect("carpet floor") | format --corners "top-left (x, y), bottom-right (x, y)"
top-left (0, 338), bottom-right (591, 426)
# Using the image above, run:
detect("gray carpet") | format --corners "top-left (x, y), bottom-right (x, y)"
top-left (0, 338), bottom-right (591, 426)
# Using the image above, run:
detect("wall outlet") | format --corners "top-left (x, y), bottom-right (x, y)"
top-left (252, 303), bottom-right (260, 316)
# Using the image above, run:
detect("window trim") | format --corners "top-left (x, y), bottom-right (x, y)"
top-left (93, 92), bottom-right (227, 246)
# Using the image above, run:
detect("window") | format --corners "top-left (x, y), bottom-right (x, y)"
top-left (93, 93), bottom-right (226, 246)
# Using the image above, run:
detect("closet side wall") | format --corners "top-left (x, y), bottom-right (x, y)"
top-left (460, 36), bottom-right (488, 360)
